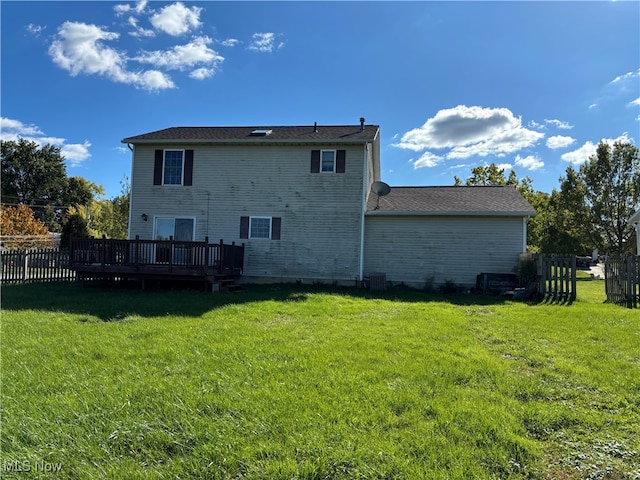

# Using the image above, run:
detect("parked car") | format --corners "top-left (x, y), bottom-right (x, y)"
top-left (576, 255), bottom-right (594, 268)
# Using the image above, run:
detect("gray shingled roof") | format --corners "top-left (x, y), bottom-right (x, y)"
top-left (122, 124), bottom-right (379, 144)
top-left (366, 186), bottom-right (536, 216)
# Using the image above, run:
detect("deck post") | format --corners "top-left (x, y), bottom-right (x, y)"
top-left (135, 235), bottom-right (140, 269)
top-left (101, 235), bottom-right (107, 271)
top-left (166, 236), bottom-right (171, 271)
top-left (219, 238), bottom-right (224, 274)
top-left (204, 236), bottom-right (209, 272)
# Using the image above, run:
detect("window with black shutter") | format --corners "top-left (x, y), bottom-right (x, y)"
top-left (310, 149), bottom-right (345, 174)
top-left (240, 216), bottom-right (282, 240)
top-left (153, 149), bottom-right (194, 186)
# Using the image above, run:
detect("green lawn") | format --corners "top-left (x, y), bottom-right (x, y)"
top-left (1, 280), bottom-right (638, 479)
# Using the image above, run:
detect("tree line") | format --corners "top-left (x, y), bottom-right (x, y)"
top-left (1, 137), bottom-right (638, 254)
top-left (1, 138), bottom-right (129, 248)
top-left (454, 139), bottom-right (639, 255)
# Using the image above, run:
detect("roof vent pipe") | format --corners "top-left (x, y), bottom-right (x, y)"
top-left (314, 122), bottom-right (318, 133)
top-left (360, 117), bottom-right (365, 131)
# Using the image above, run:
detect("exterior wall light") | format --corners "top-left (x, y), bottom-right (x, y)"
top-left (141, 213), bottom-right (148, 222)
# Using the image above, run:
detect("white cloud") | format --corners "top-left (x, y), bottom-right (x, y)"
top-left (610, 68), bottom-right (640, 84)
top-left (0, 117), bottom-right (91, 167)
top-left (413, 151), bottom-right (443, 169)
top-left (49, 22), bottom-right (122, 76)
top-left (514, 154), bottom-right (544, 171)
top-left (114, 4), bottom-right (132, 16)
top-left (61, 141), bottom-right (92, 167)
top-left (127, 16), bottom-right (155, 38)
top-left (546, 135), bottom-right (576, 149)
top-left (26, 24), bottom-right (45, 37)
top-left (629, 97), bottom-right (640, 107)
top-left (189, 67), bottom-right (215, 80)
top-left (150, 2), bottom-right (202, 36)
top-left (395, 105), bottom-right (544, 163)
top-left (134, 36), bottom-right (223, 72)
top-left (0, 117), bottom-right (44, 137)
top-left (248, 32), bottom-right (282, 52)
top-left (544, 118), bottom-right (573, 130)
top-left (48, 21), bottom-right (175, 91)
top-left (561, 141), bottom-right (597, 166)
top-left (589, 103), bottom-right (598, 109)
top-left (220, 38), bottom-right (239, 47)
top-left (561, 133), bottom-right (632, 166)
top-left (497, 163), bottom-right (513, 171)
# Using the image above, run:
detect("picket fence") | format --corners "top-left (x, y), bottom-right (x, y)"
top-left (536, 254), bottom-right (577, 302)
top-left (605, 256), bottom-right (640, 308)
top-left (1, 248), bottom-right (75, 284)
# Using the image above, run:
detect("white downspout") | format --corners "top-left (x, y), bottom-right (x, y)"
top-left (522, 216), bottom-right (528, 252)
top-left (359, 143), bottom-right (369, 281)
top-left (127, 143), bottom-right (134, 239)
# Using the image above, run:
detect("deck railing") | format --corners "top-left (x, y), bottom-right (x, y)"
top-left (70, 236), bottom-right (244, 275)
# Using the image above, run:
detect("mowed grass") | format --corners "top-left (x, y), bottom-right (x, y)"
top-left (1, 280), bottom-right (638, 479)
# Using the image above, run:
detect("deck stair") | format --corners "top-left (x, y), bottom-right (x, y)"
top-left (213, 274), bottom-right (244, 293)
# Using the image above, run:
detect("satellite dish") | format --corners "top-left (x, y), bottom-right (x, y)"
top-left (371, 181), bottom-right (391, 210)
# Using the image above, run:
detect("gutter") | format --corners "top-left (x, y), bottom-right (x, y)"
top-left (365, 210), bottom-right (538, 217)
top-left (120, 138), bottom-right (377, 146)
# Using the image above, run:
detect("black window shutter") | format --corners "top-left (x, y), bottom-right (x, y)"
top-left (240, 216), bottom-right (249, 239)
top-left (336, 150), bottom-right (346, 173)
top-left (154, 150), bottom-right (163, 185)
top-left (271, 217), bottom-right (281, 240)
top-left (310, 150), bottom-right (320, 173)
top-left (184, 149), bottom-right (194, 186)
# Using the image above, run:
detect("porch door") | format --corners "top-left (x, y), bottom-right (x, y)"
top-left (154, 218), bottom-right (195, 263)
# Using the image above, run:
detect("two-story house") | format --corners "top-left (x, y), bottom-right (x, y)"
top-left (122, 120), bottom-right (380, 285)
top-left (121, 119), bottom-right (535, 289)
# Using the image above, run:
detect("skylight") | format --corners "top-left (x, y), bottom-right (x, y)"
top-left (250, 129), bottom-right (272, 136)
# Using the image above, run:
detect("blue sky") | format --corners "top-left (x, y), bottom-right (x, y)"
top-left (1, 1), bottom-right (639, 200)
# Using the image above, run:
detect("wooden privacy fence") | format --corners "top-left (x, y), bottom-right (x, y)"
top-left (1, 248), bottom-right (75, 284)
top-left (605, 256), bottom-right (640, 308)
top-left (536, 254), bottom-right (577, 302)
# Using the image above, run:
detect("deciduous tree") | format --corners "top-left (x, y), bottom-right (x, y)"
top-left (0, 205), bottom-right (52, 248)
top-left (557, 140), bottom-right (639, 254)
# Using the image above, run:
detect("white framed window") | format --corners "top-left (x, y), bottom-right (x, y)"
top-left (163, 150), bottom-right (184, 185)
top-left (249, 217), bottom-right (272, 239)
top-left (321, 150), bottom-right (336, 173)
top-left (240, 216), bottom-right (281, 240)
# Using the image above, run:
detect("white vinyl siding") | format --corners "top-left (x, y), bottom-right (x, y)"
top-left (130, 143), bottom-right (369, 282)
top-left (364, 215), bottom-right (525, 288)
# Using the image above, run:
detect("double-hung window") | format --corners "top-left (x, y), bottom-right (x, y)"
top-left (310, 149), bottom-right (346, 174)
top-left (321, 150), bottom-right (336, 173)
top-left (153, 149), bottom-right (194, 186)
top-left (240, 216), bottom-right (281, 240)
top-left (163, 150), bottom-right (183, 185)
top-left (249, 217), bottom-right (272, 239)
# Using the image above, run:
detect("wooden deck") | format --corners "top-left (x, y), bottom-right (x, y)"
top-left (70, 236), bottom-right (244, 290)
